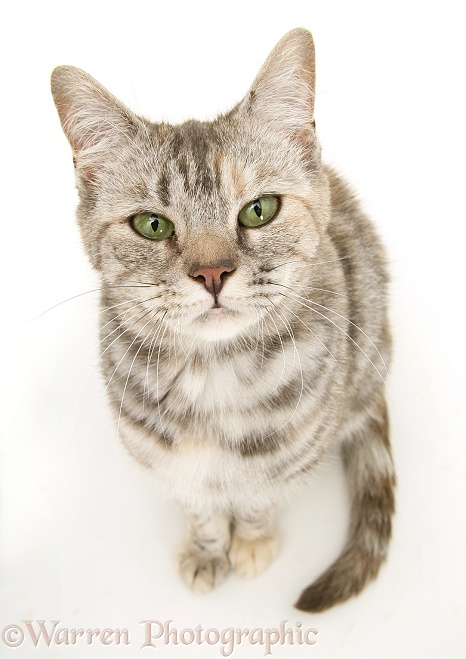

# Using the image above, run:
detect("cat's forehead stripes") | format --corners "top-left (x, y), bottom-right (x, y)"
top-left (158, 120), bottom-right (220, 201)
top-left (154, 120), bottom-right (252, 218)
top-left (156, 168), bottom-right (171, 207)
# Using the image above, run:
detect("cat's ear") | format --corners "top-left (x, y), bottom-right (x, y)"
top-left (51, 66), bottom-right (140, 180)
top-left (239, 28), bottom-right (316, 144)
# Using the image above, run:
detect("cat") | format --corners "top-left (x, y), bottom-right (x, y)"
top-left (50, 27), bottom-right (395, 612)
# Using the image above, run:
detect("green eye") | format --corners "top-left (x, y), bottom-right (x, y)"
top-left (131, 212), bottom-right (175, 240)
top-left (238, 195), bottom-right (279, 228)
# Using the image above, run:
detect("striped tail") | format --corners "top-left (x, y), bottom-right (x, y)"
top-left (295, 397), bottom-right (395, 612)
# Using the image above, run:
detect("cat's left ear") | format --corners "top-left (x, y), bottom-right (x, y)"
top-left (51, 66), bottom-right (141, 180)
top-left (239, 28), bottom-right (316, 146)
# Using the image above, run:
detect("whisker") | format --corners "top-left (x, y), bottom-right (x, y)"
top-left (289, 283), bottom-right (365, 307)
top-left (279, 299), bottom-right (340, 366)
top-left (265, 276), bottom-right (365, 308)
top-left (264, 260), bottom-right (308, 272)
top-left (262, 300), bottom-right (305, 439)
top-left (143, 320), bottom-right (166, 408)
top-left (100, 297), bottom-right (149, 315)
top-left (32, 283), bottom-right (156, 320)
top-left (99, 308), bottom-right (165, 382)
top-left (79, 309), bottom-right (156, 404)
top-left (99, 293), bottom-right (164, 332)
top-left (124, 280), bottom-right (161, 287)
top-left (155, 311), bottom-right (170, 439)
top-left (263, 308), bottom-right (287, 392)
top-left (116, 320), bottom-right (156, 439)
top-left (264, 255), bottom-right (350, 272)
top-left (308, 256), bottom-right (351, 266)
top-left (102, 308), bottom-right (163, 422)
top-left (32, 288), bottom-right (103, 319)
top-left (250, 308), bottom-right (263, 360)
top-left (259, 314), bottom-right (266, 368)
top-left (278, 292), bottom-right (391, 393)
top-left (70, 306), bottom-right (164, 447)
top-left (276, 284), bottom-right (388, 375)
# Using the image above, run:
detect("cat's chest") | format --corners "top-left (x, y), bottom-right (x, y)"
top-left (154, 342), bottom-right (303, 442)
top-left (173, 353), bottom-right (253, 410)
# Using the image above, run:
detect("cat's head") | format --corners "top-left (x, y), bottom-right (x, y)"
top-left (51, 28), bottom-right (330, 346)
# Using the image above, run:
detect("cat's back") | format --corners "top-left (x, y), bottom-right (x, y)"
top-left (324, 166), bottom-right (391, 405)
top-left (326, 166), bottom-right (388, 272)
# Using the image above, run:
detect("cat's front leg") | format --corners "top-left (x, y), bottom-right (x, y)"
top-left (177, 511), bottom-right (231, 593)
top-left (229, 508), bottom-right (279, 579)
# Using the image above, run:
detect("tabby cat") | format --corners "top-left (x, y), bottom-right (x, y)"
top-left (51, 28), bottom-right (395, 612)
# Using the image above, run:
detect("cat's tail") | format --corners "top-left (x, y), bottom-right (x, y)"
top-left (295, 397), bottom-right (395, 612)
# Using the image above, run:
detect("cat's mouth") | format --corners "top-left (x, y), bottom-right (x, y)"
top-left (196, 302), bottom-right (239, 324)
top-left (205, 301), bottom-right (234, 315)
top-left (209, 305), bottom-right (228, 315)
top-left (187, 302), bottom-right (244, 341)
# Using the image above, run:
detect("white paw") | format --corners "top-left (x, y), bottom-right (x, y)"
top-left (228, 534), bottom-right (279, 579)
top-left (178, 548), bottom-right (230, 594)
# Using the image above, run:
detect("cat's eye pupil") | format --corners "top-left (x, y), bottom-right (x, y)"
top-left (238, 195), bottom-right (279, 228)
top-left (131, 211), bottom-right (175, 240)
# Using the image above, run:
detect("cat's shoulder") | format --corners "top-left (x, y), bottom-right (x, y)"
top-left (323, 165), bottom-right (388, 281)
top-left (325, 166), bottom-right (383, 242)
top-left (325, 165), bottom-right (361, 217)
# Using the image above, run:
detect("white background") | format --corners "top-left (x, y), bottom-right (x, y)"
top-left (1, 1), bottom-right (465, 657)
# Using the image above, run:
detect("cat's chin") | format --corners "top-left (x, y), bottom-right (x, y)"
top-left (189, 306), bottom-right (250, 342)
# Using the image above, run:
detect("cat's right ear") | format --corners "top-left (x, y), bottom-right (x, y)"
top-left (51, 66), bottom-right (139, 180)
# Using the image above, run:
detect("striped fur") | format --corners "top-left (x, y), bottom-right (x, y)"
top-left (51, 28), bottom-right (395, 611)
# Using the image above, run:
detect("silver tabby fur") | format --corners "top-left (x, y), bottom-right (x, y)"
top-left (51, 28), bottom-right (395, 611)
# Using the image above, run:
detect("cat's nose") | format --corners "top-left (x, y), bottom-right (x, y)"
top-left (190, 262), bottom-right (236, 297)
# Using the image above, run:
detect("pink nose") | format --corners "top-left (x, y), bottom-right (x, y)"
top-left (190, 263), bottom-right (235, 297)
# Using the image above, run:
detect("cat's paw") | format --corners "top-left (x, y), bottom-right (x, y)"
top-left (228, 534), bottom-right (279, 579)
top-left (178, 548), bottom-right (230, 594)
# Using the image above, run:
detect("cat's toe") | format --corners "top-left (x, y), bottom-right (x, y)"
top-left (228, 534), bottom-right (279, 579)
top-left (178, 549), bottom-right (230, 594)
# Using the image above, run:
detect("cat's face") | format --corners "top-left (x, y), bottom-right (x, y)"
top-left (52, 29), bottom-right (330, 345)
